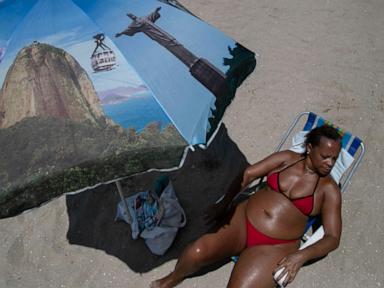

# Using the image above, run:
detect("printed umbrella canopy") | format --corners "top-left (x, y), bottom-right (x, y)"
top-left (0, 0), bottom-right (256, 218)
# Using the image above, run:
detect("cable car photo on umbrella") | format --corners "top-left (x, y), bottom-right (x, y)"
top-left (91, 33), bottom-right (117, 72)
top-left (0, 0), bottom-right (256, 218)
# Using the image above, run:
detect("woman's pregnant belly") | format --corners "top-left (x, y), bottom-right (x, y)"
top-left (245, 188), bottom-right (308, 240)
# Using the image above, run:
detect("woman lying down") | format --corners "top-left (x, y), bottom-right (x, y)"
top-left (151, 125), bottom-right (343, 288)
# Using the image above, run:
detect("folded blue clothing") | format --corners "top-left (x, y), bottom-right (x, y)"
top-left (115, 180), bottom-right (186, 255)
top-left (135, 191), bottom-right (160, 232)
top-left (115, 190), bottom-right (161, 239)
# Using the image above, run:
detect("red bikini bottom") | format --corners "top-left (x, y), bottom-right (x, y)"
top-left (246, 218), bottom-right (297, 247)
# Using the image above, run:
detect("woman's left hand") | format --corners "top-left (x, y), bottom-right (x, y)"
top-left (273, 252), bottom-right (306, 287)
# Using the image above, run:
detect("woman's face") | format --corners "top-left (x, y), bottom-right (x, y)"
top-left (308, 137), bottom-right (341, 176)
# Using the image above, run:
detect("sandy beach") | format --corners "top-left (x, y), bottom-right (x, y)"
top-left (1, 0), bottom-right (383, 287)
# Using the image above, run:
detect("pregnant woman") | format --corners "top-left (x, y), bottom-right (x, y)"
top-left (151, 125), bottom-right (342, 288)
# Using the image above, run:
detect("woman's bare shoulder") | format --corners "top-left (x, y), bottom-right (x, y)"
top-left (322, 175), bottom-right (340, 189)
top-left (320, 176), bottom-right (341, 200)
top-left (276, 150), bottom-right (303, 163)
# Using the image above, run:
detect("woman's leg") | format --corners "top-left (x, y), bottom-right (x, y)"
top-left (150, 201), bottom-right (248, 288)
top-left (227, 241), bottom-right (299, 288)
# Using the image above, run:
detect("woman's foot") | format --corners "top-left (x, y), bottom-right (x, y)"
top-left (150, 272), bottom-right (181, 288)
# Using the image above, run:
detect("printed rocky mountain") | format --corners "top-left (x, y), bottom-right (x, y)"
top-left (0, 42), bottom-right (185, 218)
top-left (0, 42), bottom-right (106, 129)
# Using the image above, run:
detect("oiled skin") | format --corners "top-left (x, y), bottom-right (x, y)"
top-left (151, 138), bottom-right (342, 288)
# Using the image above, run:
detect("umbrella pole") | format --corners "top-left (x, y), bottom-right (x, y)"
top-left (115, 180), bottom-right (132, 224)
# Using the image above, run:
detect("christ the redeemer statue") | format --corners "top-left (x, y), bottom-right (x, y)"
top-left (115, 7), bottom-right (228, 98)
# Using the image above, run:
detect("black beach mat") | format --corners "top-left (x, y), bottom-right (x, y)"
top-left (66, 124), bottom-right (249, 272)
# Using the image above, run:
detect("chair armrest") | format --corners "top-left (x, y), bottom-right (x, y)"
top-left (300, 226), bottom-right (324, 250)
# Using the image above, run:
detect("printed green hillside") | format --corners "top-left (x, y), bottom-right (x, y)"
top-left (0, 116), bottom-right (186, 218)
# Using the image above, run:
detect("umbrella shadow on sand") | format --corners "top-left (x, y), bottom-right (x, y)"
top-left (65, 124), bottom-right (249, 273)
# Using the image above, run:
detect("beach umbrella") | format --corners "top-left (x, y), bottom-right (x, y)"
top-left (0, 0), bottom-right (256, 218)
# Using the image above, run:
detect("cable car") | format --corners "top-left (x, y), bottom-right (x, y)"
top-left (91, 33), bottom-right (117, 72)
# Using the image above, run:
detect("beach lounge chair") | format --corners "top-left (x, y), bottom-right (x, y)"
top-left (234, 111), bottom-right (365, 255)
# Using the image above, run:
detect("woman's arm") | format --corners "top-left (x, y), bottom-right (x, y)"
top-left (243, 150), bottom-right (297, 189)
top-left (300, 181), bottom-right (342, 257)
top-left (274, 181), bottom-right (342, 286)
top-left (204, 151), bottom-right (293, 223)
top-left (222, 150), bottom-right (294, 204)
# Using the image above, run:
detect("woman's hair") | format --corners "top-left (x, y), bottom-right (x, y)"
top-left (305, 125), bottom-right (342, 148)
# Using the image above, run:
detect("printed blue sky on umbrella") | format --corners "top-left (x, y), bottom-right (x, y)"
top-left (0, 0), bottom-right (239, 143)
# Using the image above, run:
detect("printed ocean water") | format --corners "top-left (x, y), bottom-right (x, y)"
top-left (101, 90), bottom-right (171, 132)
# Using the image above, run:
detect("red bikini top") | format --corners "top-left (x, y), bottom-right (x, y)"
top-left (266, 159), bottom-right (318, 216)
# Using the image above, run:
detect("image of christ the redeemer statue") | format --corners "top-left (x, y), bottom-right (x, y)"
top-left (115, 7), bottom-right (228, 98)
